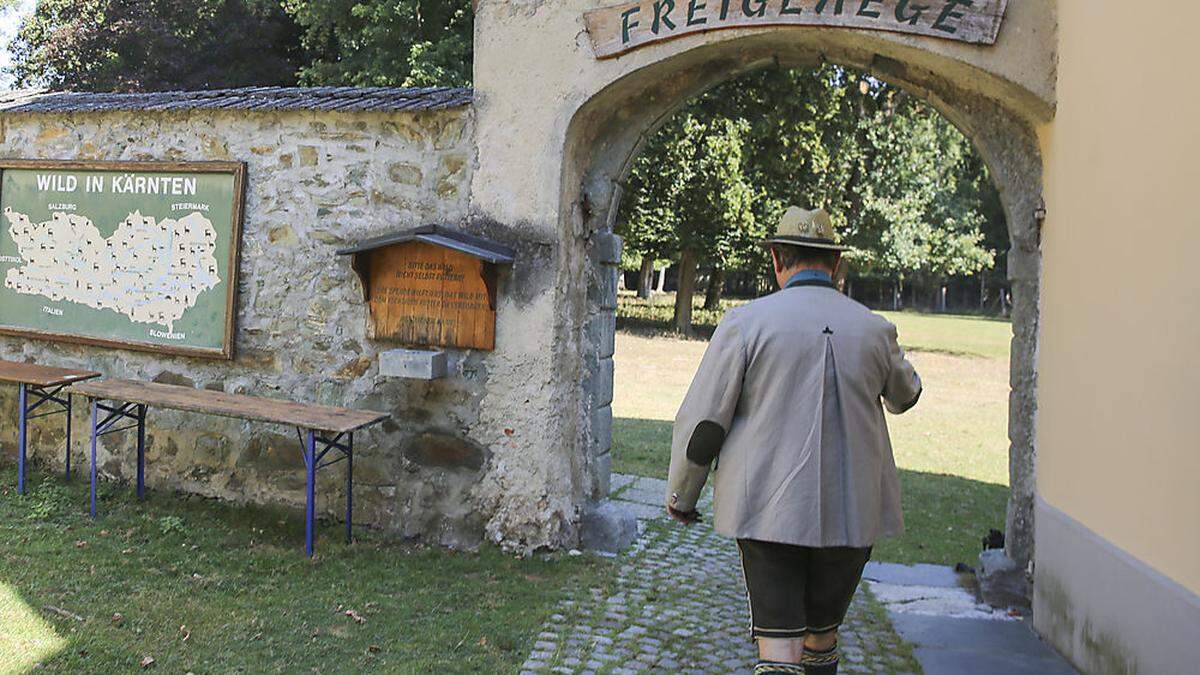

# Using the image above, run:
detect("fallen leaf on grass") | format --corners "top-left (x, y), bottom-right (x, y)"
top-left (368, 645), bottom-right (381, 654)
top-left (43, 605), bottom-right (84, 622)
top-left (179, 625), bottom-right (191, 642)
top-left (111, 613), bottom-right (123, 625)
top-left (74, 540), bottom-right (87, 549)
top-left (345, 610), bottom-right (366, 624)
top-left (477, 637), bottom-right (489, 647)
top-left (139, 656), bottom-right (155, 669)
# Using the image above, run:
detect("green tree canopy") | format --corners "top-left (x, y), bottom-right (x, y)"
top-left (617, 64), bottom-right (1005, 324)
top-left (283, 0), bottom-right (473, 88)
top-left (8, 0), bottom-right (303, 91)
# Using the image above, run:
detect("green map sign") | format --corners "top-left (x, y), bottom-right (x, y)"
top-left (0, 160), bottom-right (245, 359)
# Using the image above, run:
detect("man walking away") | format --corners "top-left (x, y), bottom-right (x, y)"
top-left (665, 207), bottom-right (922, 674)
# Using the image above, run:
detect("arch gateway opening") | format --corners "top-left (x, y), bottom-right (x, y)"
top-left (468, 0), bottom-right (1051, 564)
top-left (576, 48), bottom-right (1042, 562)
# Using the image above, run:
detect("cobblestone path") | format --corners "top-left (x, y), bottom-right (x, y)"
top-left (521, 477), bottom-right (920, 674)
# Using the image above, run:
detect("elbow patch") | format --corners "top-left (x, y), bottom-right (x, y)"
top-left (686, 420), bottom-right (726, 465)
top-left (894, 387), bottom-right (922, 414)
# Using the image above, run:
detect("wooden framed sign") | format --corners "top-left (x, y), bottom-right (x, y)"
top-left (585, 0), bottom-right (1009, 59)
top-left (339, 226), bottom-right (515, 351)
top-left (0, 160), bottom-right (246, 359)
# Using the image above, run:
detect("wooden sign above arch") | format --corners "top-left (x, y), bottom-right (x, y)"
top-left (585, 0), bottom-right (1009, 59)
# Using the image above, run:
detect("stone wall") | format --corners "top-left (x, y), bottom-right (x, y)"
top-left (0, 106), bottom-right (505, 548)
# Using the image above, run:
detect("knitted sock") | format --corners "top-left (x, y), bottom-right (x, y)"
top-left (801, 643), bottom-right (839, 675)
top-left (753, 660), bottom-right (804, 674)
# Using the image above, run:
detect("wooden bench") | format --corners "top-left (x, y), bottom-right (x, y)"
top-left (0, 360), bottom-right (101, 494)
top-left (68, 379), bottom-right (389, 556)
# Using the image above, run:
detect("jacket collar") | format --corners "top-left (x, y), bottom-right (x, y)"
top-left (784, 270), bottom-right (835, 290)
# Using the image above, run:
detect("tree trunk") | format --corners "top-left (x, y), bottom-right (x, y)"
top-left (703, 267), bottom-right (726, 310)
top-left (656, 266), bottom-right (667, 293)
top-left (637, 257), bottom-right (654, 299)
top-left (673, 249), bottom-right (699, 334)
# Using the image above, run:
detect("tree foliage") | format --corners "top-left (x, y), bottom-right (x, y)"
top-left (8, 0), bottom-right (303, 91)
top-left (619, 114), bottom-right (760, 331)
top-left (618, 65), bottom-right (1006, 327)
top-left (283, 0), bottom-right (473, 88)
top-left (621, 116), bottom-right (758, 262)
top-left (7, 0), bottom-right (475, 92)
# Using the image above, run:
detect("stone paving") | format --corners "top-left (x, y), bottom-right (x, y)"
top-left (521, 476), bottom-right (920, 674)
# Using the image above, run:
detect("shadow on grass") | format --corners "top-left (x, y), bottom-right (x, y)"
top-left (0, 465), bottom-right (609, 673)
top-left (613, 417), bottom-right (1007, 568)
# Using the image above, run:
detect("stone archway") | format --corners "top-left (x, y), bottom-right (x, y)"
top-left (467, 1), bottom-right (1054, 558)
top-left (559, 36), bottom-right (1045, 566)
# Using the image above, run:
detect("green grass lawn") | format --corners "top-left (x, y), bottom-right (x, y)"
top-left (0, 468), bottom-right (608, 673)
top-left (612, 295), bottom-right (1011, 567)
top-left (617, 291), bottom-right (1012, 359)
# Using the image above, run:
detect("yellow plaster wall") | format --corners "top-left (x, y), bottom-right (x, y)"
top-left (1038, 1), bottom-right (1200, 593)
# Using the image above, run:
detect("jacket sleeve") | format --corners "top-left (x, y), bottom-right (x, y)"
top-left (881, 322), bottom-right (922, 414)
top-left (666, 312), bottom-right (747, 512)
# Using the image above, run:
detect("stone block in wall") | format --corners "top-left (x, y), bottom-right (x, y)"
top-left (592, 232), bottom-right (624, 265)
top-left (579, 498), bottom-right (637, 553)
top-left (595, 357), bottom-right (614, 407)
top-left (589, 267), bottom-right (620, 311)
top-left (592, 404), bottom-right (613, 456)
top-left (592, 451), bottom-right (613, 500)
top-left (404, 432), bottom-right (490, 472)
top-left (587, 313), bottom-right (616, 359)
top-left (379, 349), bottom-right (448, 380)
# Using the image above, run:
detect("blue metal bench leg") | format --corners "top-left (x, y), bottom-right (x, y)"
top-left (305, 429), bottom-right (316, 557)
top-left (65, 395), bottom-right (72, 480)
top-left (346, 434), bottom-right (354, 544)
top-left (89, 399), bottom-right (98, 519)
top-left (17, 383), bottom-right (27, 495)
top-left (136, 404), bottom-right (146, 501)
top-left (85, 399), bottom-right (142, 518)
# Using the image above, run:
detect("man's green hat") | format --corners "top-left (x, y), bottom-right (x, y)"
top-left (760, 206), bottom-right (849, 251)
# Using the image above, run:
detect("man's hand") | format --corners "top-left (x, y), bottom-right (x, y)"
top-left (667, 505), bottom-right (702, 525)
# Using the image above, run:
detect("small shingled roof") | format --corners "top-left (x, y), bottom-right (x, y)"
top-left (0, 86), bottom-right (473, 114)
top-left (337, 225), bottom-right (516, 265)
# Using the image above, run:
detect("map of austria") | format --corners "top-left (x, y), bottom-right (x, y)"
top-left (3, 207), bottom-right (222, 333)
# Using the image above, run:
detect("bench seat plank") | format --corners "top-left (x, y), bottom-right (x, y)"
top-left (68, 379), bottom-right (388, 434)
top-left (0, 359), bottom-right (101, 388)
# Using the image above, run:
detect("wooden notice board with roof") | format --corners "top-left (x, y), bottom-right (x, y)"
top-left (338, 226), bottom-right (515, 351)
